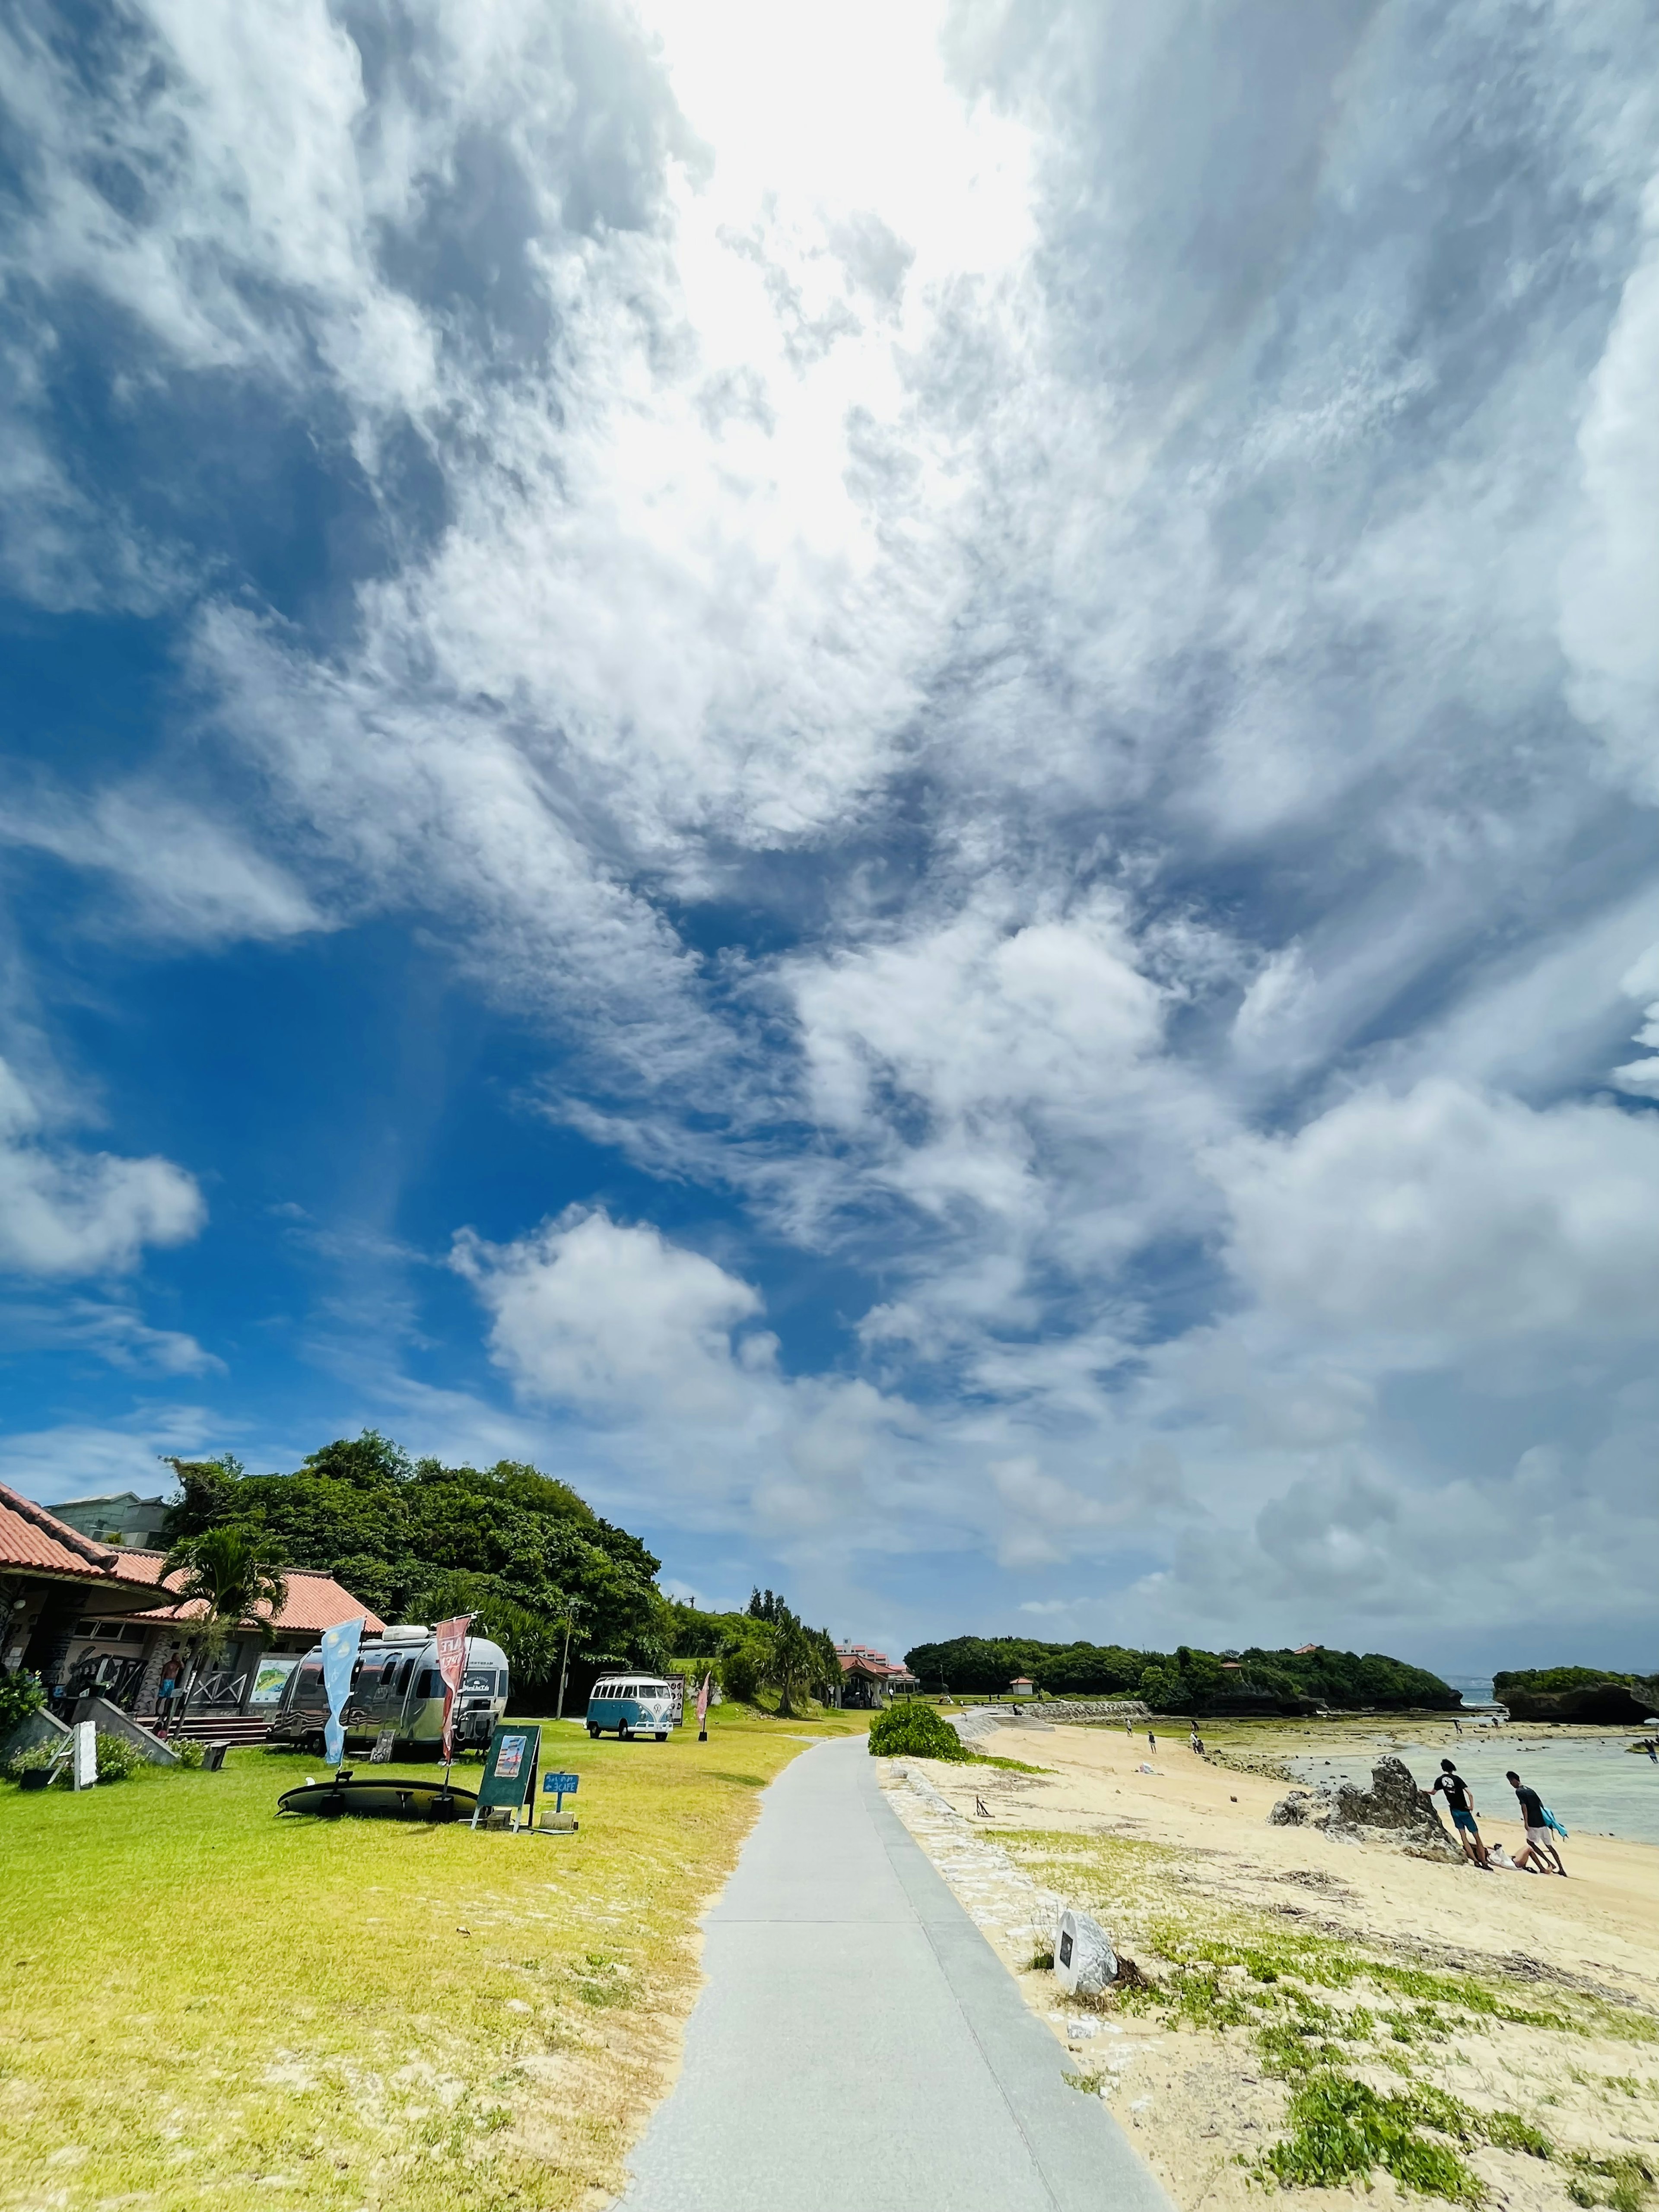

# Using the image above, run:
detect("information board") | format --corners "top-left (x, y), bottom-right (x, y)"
top-left (471, 1722), bottom-right (541, 1829)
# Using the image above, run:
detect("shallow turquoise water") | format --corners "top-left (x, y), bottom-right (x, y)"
top-left (1284, 1731), bottom-right (1659, 1848)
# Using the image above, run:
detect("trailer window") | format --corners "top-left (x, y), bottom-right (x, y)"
top-left (415, 1669), bottom-right (434, 1698)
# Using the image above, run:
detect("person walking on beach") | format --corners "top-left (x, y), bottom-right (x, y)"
top-left (1430, 1758), bottom-right (1490, 1867)
top-left (1507, 1770), bottom-right (1567, 1875)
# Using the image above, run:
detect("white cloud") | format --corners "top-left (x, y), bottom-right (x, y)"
top-left (1216, 1078), bottom-right (1659, 1353)
top-left (454, 1207), bottom-right (766, 1421)
top-left (1, 785), bottom-right (324, 944)
top-left (453, 1208), bottom-right (912, 1533)
top-left (0, 1297), bottom-right (220, 1377)
top-left (0, 1058), bottom-right (204, 1278)
top-left (1560, 171), bottom-right (1659, 788)
top-left (0, 1407), bottom-right (217, 1505)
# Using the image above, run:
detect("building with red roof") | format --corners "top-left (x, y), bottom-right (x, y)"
top-left (0, 1480), bottom-right (382, 1727)
top-left (835, 1642), bottom-right (921, 1708)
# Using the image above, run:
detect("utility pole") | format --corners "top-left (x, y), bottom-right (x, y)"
top-left (556, 1614), bottom-right (574, 1721)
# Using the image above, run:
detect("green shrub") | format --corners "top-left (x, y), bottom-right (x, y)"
top-left (719, 1649), bottom-right (760, 1704)
top-left (175, 1737), bottom-right (207, 1769)
top-left (867, 1703), bottom-right (971, 1761)
top-left (0, 1669), bottom-right (46, 1737)
top-left (95, 1732), bottom-right (145, 1783)
top-left (3, 1738), bottom-right (64, 1782)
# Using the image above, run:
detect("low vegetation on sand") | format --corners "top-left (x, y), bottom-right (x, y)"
top-left (1003, 1830), bottom-right (1656, 2212)
top-left (0, 1705), bottom-right (864, 2211)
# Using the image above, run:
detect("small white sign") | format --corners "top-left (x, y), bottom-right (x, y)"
top-left (73, 1719), bottom-right (97, 1791)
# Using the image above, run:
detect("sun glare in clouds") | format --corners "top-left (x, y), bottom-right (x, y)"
top-left (627, 1), bottom-right (1038, 558)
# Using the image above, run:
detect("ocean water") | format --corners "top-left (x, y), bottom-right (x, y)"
top-left (1284, 1732), bottom-right (1659, 1849)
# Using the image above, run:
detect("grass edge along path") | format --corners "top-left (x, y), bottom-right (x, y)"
top-left (998, 1830), bottom-right (1657, 2212)
top-left (0, 1705), bottom-right (867, 2212)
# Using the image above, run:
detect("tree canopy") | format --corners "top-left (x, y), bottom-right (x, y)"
top-left (161, 1433), bottom-right (667, 1700)
top-left (661, 1591), bottom-right (841, 1707)
top-left (903, 1634), bottom-right (1456, 1712)
top-left (1494, 1665), bottom-right (1659, 1697)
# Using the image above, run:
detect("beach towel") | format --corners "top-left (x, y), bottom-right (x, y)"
top-left (1540, 1805), bottom-right (1568, 1839)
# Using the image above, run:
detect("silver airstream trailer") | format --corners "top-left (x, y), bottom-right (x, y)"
top-left (268, 1624), bottom-right (510, 1755)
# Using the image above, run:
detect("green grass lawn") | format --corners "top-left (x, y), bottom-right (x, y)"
top-left (0, 1705), bottom-right (865, 2211)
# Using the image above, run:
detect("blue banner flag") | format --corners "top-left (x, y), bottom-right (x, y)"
top-left (320, 1616), bottom-right (365, 1767)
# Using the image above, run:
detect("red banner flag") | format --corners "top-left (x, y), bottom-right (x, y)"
top-left (434, 1615), bottom-right (469, 1766)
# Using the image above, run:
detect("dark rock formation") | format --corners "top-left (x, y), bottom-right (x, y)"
top-left (1502, 1684), bottom-right (1658, 1725)
top-left (1269, 1755), bottom-right (1462, 1862)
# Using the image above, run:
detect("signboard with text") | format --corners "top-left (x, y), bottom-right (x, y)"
top-left (472, 1722), bottom-right (541, 1827)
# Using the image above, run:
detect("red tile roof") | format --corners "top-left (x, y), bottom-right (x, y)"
top-left (0, 1482), bottom-right (383, 1635)
top-left (0, 1482), bottom-right (123, 1577)
top-left (119, 1561), bottom-right (384, 1637)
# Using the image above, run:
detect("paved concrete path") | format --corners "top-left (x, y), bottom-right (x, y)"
top-left (620, 1737), bottom-right (1171, 2212)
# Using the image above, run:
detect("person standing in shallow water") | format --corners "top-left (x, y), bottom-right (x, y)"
top-left (1430, 1758), bottom-right (1491, 1867)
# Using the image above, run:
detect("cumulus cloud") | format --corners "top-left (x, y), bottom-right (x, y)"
top-left (0, 1058), bottom-right (204, 1277)
top-left (1216, 1078), bottom-right (1659, 1352)
top-left (453, 1208), bottom-right (911, 1532)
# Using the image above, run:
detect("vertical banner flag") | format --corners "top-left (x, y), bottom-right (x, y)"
top-left (319, 1615), bottom-right (365, 1767)
top-left (696, 1671), bottom-right (712, 1741)
top-left (434, 1615), bottom-right (469, 1765)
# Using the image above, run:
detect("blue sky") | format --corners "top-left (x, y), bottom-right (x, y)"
top-left (3, 0), bottom-right (1658, 1677)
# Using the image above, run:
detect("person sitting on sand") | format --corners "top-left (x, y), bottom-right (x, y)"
top-left (1507, 1770), bottom-right (1567, 1876)
top-left (1429, 1759), bottom-right (1490, 1867)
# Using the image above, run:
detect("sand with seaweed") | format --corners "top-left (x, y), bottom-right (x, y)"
top-left (882, 1717), bottom-right (1658, 2212)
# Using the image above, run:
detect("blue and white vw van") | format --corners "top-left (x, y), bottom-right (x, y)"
top-left (585, 1674), bottom-right (683, 1740)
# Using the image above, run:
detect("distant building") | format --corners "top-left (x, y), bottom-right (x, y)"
top-left (50, 1491), bottom-right (170, 1549)
top-left (0, 1481), bottom-right (381, 1731)
top-left (1294, 1643), bottom-right (1321, 1656)
top-left (1009, 1676), bottom-right (1036, 1696)
top-left (835, 1642), bottom-right (919, 1708)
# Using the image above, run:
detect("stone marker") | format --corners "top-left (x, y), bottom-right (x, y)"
top-left (1054, 1907), bottom-right (1117, 1999)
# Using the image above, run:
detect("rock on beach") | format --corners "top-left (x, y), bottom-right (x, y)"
top-left (1270, 1754), bottom-right (1462, 1861)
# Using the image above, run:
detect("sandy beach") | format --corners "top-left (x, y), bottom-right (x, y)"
top-left (882, 1718), bottom-right (1659, 2212)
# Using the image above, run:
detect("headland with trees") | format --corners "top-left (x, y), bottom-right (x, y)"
top-left (903, 1635), bottom-right (1459, 1713)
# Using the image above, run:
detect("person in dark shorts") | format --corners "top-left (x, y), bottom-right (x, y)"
top-left (1430, 1758), bottom-right (1490, 1866)
top-left (1507, 1770), bottom-right (1567, 1875)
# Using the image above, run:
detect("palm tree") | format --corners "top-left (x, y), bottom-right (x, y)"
top-left (162, 1526), bottom-right (289, 1713)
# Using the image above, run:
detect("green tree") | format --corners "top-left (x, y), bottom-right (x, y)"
top-left (158, 1436), bottom-right (671, 1694)
top-left (162, 1524), bottom-right (291, 1703)
top-left (760, 1602), bottom-right (818, 1718)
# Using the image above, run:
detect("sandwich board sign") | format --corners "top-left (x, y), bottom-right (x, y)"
top-left (471, 1722), bottom-right (541, 1831)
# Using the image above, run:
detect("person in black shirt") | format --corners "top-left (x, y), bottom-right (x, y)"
top-left (1429, 1759), bottom-right (1490, 1866)
top-left (1507, 1769), bottom-right (1567, 1875)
